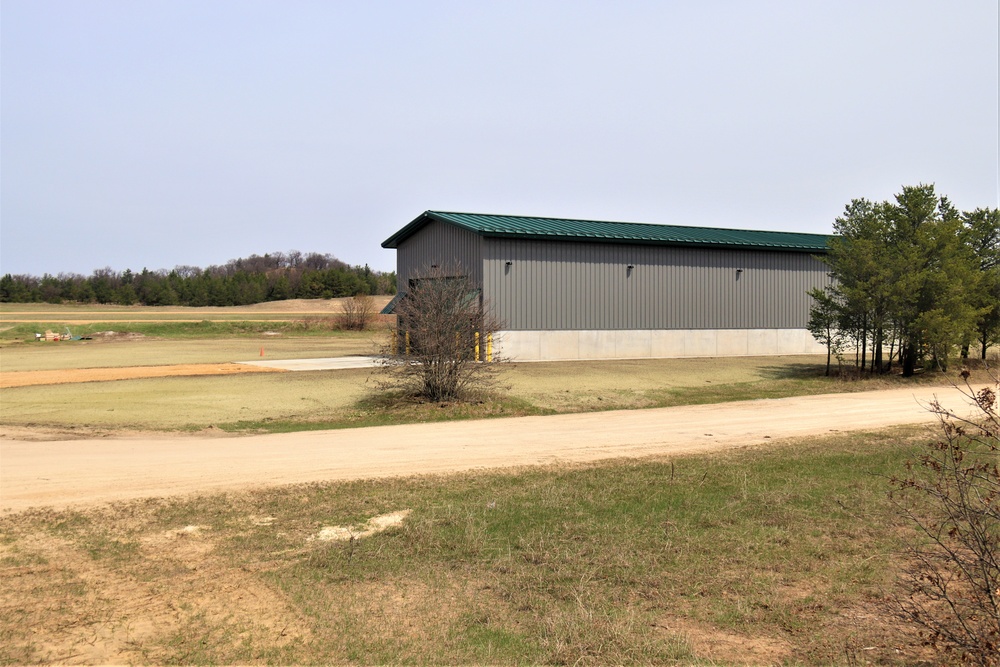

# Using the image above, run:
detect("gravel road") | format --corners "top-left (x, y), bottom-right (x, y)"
top-left (0, 385), bottom-right (975, 513)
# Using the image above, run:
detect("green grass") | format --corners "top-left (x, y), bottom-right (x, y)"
top-left (2, 301), bottom-right (990, 435)
top-left (0, 319), bottom-right (367, 341)
top-left (218, 392), bottom-right (548, 433)
top-left (1, 353), bottom-right (985, 434)
top-left (0, 428), bottom-right (933, 665)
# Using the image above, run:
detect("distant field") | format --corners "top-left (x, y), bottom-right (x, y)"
top-left (0, 334), bottom-right (385, 372)
top-left (0, 296), bottom-right (393, 324)
top-left (1, 298), bottom-right (992, 436)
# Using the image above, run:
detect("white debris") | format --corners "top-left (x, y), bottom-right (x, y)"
top-left (310, 509), bottom-right (412, 542)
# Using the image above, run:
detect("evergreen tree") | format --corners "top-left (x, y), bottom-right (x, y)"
top-left (811, 184), bottom-right (986, 376)
top-left (961, 207), bottom-right (1000, 358)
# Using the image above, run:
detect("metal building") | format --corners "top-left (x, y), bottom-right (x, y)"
top-left (382, 211), bottom-right (832, 360)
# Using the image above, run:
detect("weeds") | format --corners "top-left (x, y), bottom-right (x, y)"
top-left (0, 319), bottom-right (367, 342)
top-left (0, 429), bottom-right (937, 664)
top-left (891, 376), bottom-right (1000, 665)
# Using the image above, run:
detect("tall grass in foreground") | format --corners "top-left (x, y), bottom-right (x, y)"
top-left (0, 429), bottom-right (940, 665)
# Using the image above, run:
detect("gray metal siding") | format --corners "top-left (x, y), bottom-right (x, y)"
top-left (397, 220), bottom-right (484, 286)
top-left (482, 238), bottom-right (829, 330)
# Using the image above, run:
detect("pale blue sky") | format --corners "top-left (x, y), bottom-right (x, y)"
top-left (2, 1), bottom-right (997, 276)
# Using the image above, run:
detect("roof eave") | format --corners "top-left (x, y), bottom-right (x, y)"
top-left (381, 210), bottom-right (487, 248)
top-left (380, 212), bottom-right (431, 249)
top-left (382, 210), bottom-right (832, 252)
top-left (477, 230), bottom-right (829, 253)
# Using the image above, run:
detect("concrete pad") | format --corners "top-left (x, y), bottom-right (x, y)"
top-left (238, 356), bottom-right (381, 371)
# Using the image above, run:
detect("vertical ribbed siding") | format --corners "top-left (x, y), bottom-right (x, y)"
top-left (397, 220), bottom-right (483, 286)
top-left (483, 239), bottom-right (829, 330)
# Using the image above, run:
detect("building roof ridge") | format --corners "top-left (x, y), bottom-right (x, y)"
top-left (381, 210), bottom-right (832, 252)
top-left (426, 210), bottom-right (829, 238)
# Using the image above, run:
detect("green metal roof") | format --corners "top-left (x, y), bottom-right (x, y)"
top-left (382, 211), bottom-right (832, 252)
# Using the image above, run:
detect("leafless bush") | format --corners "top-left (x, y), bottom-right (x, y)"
top-left (340, 294), bottom-right (376, 331)
top-left (374, 268), bottom-right (505, 402)
top-left (891, 372), bottom-right (1000, 665)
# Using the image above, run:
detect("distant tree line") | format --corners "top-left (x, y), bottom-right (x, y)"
top-left (0, 251), bottom-right (397, 306)
top-left (809, 184), bottom-right (1000, 376)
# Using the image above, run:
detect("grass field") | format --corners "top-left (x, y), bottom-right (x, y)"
top-left (0, 428), bottom-right (938, 665)
top-left (1, 299), bottom-right (992, 435)
top-left (1, 301), bottom-right (987, 665)
top-left (2, 349), bottom-right (981, 434)
top-left (0, 332), bottom-right (383, 372)
top-left (0, 297), bottom-right (393, 322)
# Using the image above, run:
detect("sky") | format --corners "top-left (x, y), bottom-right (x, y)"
top-left (1, 1), bottom-right (998, 277)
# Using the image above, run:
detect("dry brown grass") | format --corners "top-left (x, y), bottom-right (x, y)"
top-left (0, 429), bottom-right (944, 665)
top-left (0, 332), bottom-right (386, 372)
top-left (2, 298), bottom-right (995, 437)
top-left (3, 350), bottom-right (994, 435)
top-left (0, 297), bottom-right (394, 320)
top-left (0, 369), bottom-right (372, 431)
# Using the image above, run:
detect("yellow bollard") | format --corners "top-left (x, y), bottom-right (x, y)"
top-left (486, 333), bottom-right (493, 362)
top-left (474, 331), bottom-right (480, 362)
top-left (405, 331), bottom-right (410, 356)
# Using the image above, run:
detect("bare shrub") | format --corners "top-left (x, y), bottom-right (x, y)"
top-left (891, 372), bottom-right (1000, 665)
top-left (375, 267), bottom-right (505, 402)
top-left (340, 294), bottom-right (376, 331)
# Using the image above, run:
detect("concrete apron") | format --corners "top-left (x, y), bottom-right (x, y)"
top-left (237, 356), bottom-right (382, 371)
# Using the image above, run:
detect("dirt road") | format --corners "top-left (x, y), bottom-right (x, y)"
top-left (0, 363), bottom-right (284, 388)
top-left (0, 385), bottom-right (978, 513)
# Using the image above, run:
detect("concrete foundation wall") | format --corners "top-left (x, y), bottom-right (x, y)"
top-left (495, 329), bottom-right (826, 361)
